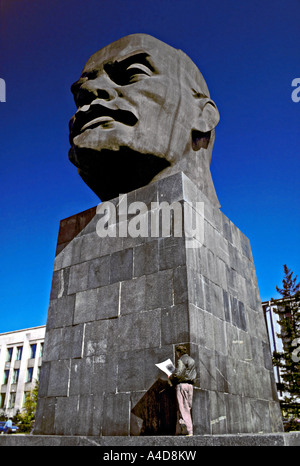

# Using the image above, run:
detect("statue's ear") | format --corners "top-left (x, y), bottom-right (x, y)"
top-left (192, 96), bottom-right (220, 151)
top-left (196, 98), bottom-right (220, 133)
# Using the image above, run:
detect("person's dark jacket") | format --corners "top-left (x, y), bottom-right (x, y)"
top-left (170, 354), bottom-right (197, 385)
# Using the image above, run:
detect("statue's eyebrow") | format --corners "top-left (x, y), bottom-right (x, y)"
top-left (103, 52), bottom-right (156, 86)
top-left (109, 52), bottom-right (156, 72)
top-left (71, 52), bottom-right (156, 94)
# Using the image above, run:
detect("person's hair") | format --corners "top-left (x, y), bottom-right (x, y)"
top-left (175, 345), bottom-right (188, 356)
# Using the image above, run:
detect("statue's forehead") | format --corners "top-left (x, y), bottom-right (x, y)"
top-left (82, 34), bottom-right (179, 74)
top-left (81, 33), bottom-right (210, 96)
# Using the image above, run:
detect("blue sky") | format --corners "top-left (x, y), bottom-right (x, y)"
top-left (0, 0), bottom-right (299, 333)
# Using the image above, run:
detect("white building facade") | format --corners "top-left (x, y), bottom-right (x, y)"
top-left (0, 326), bottom-right (45, 417)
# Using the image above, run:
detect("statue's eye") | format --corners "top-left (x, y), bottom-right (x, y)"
top-left (126, 63), bottom-right (153, 83)
top-left (104, 53), bottom-right (155, 86)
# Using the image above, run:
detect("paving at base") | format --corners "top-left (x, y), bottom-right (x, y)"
top-left (0, 432), bottom-right (299, 446)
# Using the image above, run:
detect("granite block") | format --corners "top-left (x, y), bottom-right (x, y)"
top-left (42, 328), bottom-right (64, 362)
top-left (77, 394), bottom-right (103, 436)
top-left (192, 388), bottom-right (211, 435)
top-left (173, 266), bottom-right (188, 304)
top-left (34, 396), bottom-right (56, 435)
top-left (98, 232), bottom-right (123, 256)
top-left (117, 346), bottom-right (172, 392)
top-left (210, 283), bottom-right (225, 320)
top-left (215, 352), bottom-right (229, 393)
top-left (134, 178), bottom-right (158, 207)
top-left (240, 230), bottom-right (253, 261)
top-left (55, 396), bottom-right (79, 435)
top-left (226, 264), bottom-right (238, 297)
top-left (69, 357), bottom-right (93, 396)
top-left (224, 393), bottom-right (243, 434)
top-left (74, 288), bottom-right (98, 323)
top-left (91, 352), bottom-right (118, 395)
top-left (83, 320), bottom-right (113, 357)
top-left (221, 214), bottom-right (232, 243)
top-left (159, 236), bottom-right (186, 271)
top-left (185, 244), bottom-right (201, 271)
top-left (210, 391), bottom-right (227, 434)
top-left (157, 172), bottom-right (183, 204)
top-left (120, 275), bottom-right (146, 314)
top-left (68, 262), bottom-right (89, 294)
top-left (47, 359), bottom-right (71, 397)
top-left (102, 393), bottom-right (130, 436)
top-left (216, 257), bottom-right (227, 290)
top-left (269, 401), bottom-right (286, 433)
top-left (187, 269), bottom-right (205, 310)
top-left (133, 241), bottom-right (159, 276)
top-left (202, 276), bottom-right (212, 312)
top-left (96, 282), bottom-right (120, 320)
top-left (37, 361), bottom-right (51, 397)
top-left (213, 317), bottom-right (227, 355)
top-left (88, 255), bottom-right (110, 289)
top-left (116, 309), bottom-right (161, 351)
top-left (79, 233), bottom-right (101, 262)
top-left (238, 300), bottom-right (247, 331)
top-left (62, 324), bottom-right (84, 359)
top-left (47, 295), bottom-right (75, 329)
top-left (197, 346), bottom-right (217, 391)
top-left (222, 289), bottom-right (231, 323)
top-left (206, 249), bottom-right (218, 284)
top-left (50, 268), bottom-right (70, 299)
top-left (145, 269), bottom-right (173, 310)
top-left (214, 230), bottom-right (230, 264)
top-left (189, 305), bottom-right (214, 349)
top-left (249, 399), bottom-right (271, 433)
top-left (204, 219), bottom-right (216, 252)
top-left (161, 304), bottom-right (189, 345)
top-left (110, 248), bottom-right (133, 283)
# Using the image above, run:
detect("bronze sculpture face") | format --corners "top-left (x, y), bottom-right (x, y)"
top-left (69, 34), bottom-right (220, 206)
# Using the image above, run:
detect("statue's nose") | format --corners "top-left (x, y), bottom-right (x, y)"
top-left (74, 76), bottom-right (119, 107)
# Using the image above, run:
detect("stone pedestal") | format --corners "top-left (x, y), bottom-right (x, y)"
top-left (34, 173), bottom-right (283, 436)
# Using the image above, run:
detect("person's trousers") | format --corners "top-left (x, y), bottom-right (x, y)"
top-left (175, 383), bottom-right (193, 435)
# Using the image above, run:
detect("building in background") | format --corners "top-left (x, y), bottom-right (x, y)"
top-left (0, 326), bottom-right (45, 417)
top-left (262, 298), bottom-right (292, 399)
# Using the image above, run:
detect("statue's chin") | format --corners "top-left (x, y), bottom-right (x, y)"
top-left (69, 146), bottom-right (171, 202)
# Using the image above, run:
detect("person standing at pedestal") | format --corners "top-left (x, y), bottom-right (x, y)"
top-left (169, 345), bottom-right (197, 436)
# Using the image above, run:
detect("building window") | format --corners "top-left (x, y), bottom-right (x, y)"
top-left (39, 342), bottom-right (44, 358)
top-left (8, 392), bottom-right (15, 409)
top-left (6, 347), bottom-right (13, 362)
top-left (30, 344), bottom-right (37, 359)
top-left (3, 370), bottom-right (9, 385)
top-left (16, 346), bottom-right (23, 361)
top-left (0, 393), bottom-right (5, 409)
top-left (12, 369), bottom-right (19, 384)
top-left (26, 367), bottom-right (33, 383)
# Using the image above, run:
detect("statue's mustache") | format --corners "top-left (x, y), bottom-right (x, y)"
top-left (69, 102), bottom-right (138, 141)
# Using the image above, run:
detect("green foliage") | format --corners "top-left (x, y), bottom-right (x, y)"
top-left (272, 265), bottom-right (300, 431)
top-left (14, 381), bottom-right (39, 433)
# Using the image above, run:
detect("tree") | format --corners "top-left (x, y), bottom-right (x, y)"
top-left (15, 381), bottom-right (39, 433)
top-left (272, 265), bottom-right (300, 431)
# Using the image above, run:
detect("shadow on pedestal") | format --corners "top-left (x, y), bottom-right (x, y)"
top-left (131, 379), bottom-right (177, 435)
